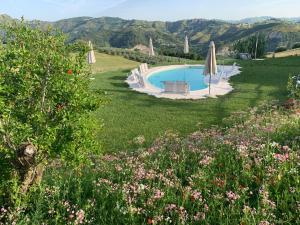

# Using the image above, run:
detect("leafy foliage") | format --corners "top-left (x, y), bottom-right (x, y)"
top-left (287, 74), bottom-right (300, 99)
top-left (0, 21), bottom-right (101, 200)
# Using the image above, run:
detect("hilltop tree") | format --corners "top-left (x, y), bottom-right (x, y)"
top-left (233, 33), bottom-right (266, 58)
top-left (0, 21), bottom-right (101, 196)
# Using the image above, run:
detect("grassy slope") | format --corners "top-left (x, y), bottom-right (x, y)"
top-left (91, 54), bottom-right (300, 152)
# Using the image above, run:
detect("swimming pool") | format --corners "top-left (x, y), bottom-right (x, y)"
top-left (147, 66), bottom-right (208, 91)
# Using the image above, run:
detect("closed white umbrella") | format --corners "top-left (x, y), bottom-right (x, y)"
top-left (149, 38), bottom-right (155, 57)
top-left (184, 35), bottom-right (189, 54)
top-left (204, 41), bottom-right (218, 95)
top-left (87, 41), bottom-right (96, 64)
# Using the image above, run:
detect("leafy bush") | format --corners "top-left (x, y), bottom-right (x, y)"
top-left (287, 74), bottom-right (300, 99)
top-left (275, 46), bottom-right (288, 53)
top-left (0, 20), bottom-right (101, 202)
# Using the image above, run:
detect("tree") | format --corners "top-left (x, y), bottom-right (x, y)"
top-left (0, 21), bottom-right (101, 196)
top-left (233, 33), bottom-right (266, 58)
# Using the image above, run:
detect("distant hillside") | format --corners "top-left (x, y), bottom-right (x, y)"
top-left (2, 14), bottom-right (300, 56)
top-left (230, 16), bottom-right (300, 24)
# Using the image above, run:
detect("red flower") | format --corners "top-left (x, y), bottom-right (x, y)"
top-left (67, 69), bottom-right (73, 75)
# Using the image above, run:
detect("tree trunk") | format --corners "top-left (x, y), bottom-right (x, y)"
top-left (14, 143), bottom-right (44, 193)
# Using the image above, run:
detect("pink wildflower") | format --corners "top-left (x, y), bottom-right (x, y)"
top-left (199, 156), bottom-right (213, 166)
top-left (165, 204), bottom-right (177, 211)
top-left (75, 209), bottom-right (85, 224)
top-left (153, 189), bottom-right (165, 199)
top-left (226, 191), bottom-right (240, 203)
top-left (273, 153), bottom-right (289, 162)
top-left (190, 191), bottom-right (202, 202)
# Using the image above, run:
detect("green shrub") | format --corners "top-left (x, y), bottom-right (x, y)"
top-left (0, 20), bottom-right (101, 203)
top-left (287, 75), bottom-right (300, 99)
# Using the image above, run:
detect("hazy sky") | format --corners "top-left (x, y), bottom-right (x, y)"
top-left (1, 0), bottom-right (299, 21)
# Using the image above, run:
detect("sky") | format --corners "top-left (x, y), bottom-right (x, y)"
top-left (1, 0), bottom-right (300, 22)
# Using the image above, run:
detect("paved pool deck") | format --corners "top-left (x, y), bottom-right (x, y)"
top-left (126, 64), bottom-right (241, 100)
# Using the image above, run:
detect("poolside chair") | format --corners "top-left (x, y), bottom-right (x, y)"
top-left (144, 63), bottom-right (149, 71)
top-left (129, 69), bottom-right (139, 82)
top-left (136, 73), bottom-right (145, 88)
top-left (138, 65), bottom-right (143, 75)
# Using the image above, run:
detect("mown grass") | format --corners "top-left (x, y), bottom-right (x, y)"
top-left (91, 55), bottom-right (300, 152)
top-left (91, 52), bottom-right (140, 74)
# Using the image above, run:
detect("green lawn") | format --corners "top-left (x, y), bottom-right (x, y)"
top-left (91, 54), bottom-right (300, 152)
top-left (91, 52), bottom-right (140, 74)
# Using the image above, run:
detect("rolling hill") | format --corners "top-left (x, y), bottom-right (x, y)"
top-left (1, 14), bottom-right (300, 55)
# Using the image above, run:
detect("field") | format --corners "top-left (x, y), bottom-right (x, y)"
top-left (266, 48), bottom-right (300, 58)
top-left (91, 52), bottom-right (140, 74)
top-left (91, 53), bottom-right (300, 151)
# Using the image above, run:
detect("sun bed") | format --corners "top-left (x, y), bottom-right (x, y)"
top-left (163, 81), bottom-right (190, 94)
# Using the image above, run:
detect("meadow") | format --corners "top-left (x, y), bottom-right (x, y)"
top-left (91, 53), bottom-right (300, 151)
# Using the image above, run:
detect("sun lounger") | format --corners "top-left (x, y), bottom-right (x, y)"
top-left (163, 81), bottom-right (190, 94)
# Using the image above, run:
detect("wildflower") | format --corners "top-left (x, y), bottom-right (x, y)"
top-left (153, 189), bottom-right (165, 199)
top-left (226, 191), bottom-right (240, 203)
top-left (178, 206), bottom-right (187, 221)
top-left (214, 178), bottom-right (225, 188)
top-left (165, 204), bottom-right (177, 211)
top-left (281, 145), bottom-right (291, 152)
top-left (0, 207), bottom-right (7, 213)
top-left (259, 221), bottom-right (270, 225)
top-left (199, 156), bottom-right (213, 166)
top-left (75, 209), bottom-right (85, 224)
top-left (67, 69), bottom-right (73, 75)
top-left (273, 153), bottom-right (289, 162)
top-left (115, 165), bottom-right (123, 172)
top-left (193, 212), bottom-right (205, 221)
top-left (190, 191), bottom-right (202, 202)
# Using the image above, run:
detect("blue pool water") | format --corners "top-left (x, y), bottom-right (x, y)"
top-left (148, 66), bottom-right (208, 91)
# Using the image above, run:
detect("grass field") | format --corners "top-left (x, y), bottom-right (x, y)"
top-left (91, 52), bottom-right (140, 74)
top-left (91, 53), bottom-right (300, 152)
